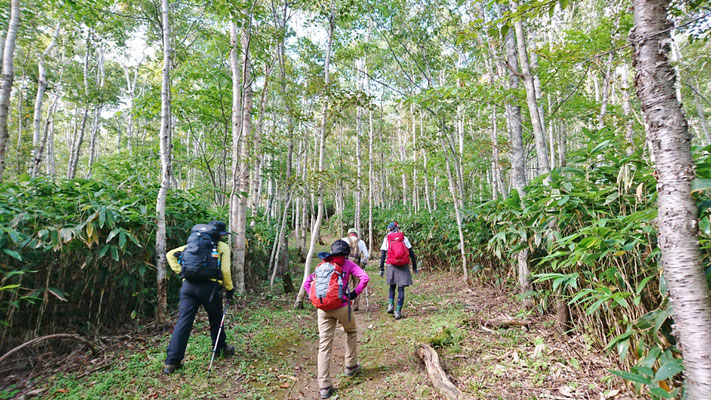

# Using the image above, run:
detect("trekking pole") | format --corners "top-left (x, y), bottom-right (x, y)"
top-left (207, 299), bottom-right (229, 379)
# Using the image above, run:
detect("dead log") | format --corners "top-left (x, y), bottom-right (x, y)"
top-left (0, 334), bottom-right (99, 365)
top-left (480, 319), bottom-right (532, 328)
top-left (415, 343), bottom-right (473, 400)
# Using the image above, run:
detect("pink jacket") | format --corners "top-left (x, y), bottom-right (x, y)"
top-left (303, 259), bottom-right (369, 308)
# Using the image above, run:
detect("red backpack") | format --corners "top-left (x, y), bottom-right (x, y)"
top-left (386, 232), bottom-right (410, 266)
top-left (309, 261), bottom-right (346, 311)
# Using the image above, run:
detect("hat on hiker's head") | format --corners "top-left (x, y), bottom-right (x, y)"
top-left (387, 222), bottom-right (399, 231)
top-left (347, 228), bottom-right (358, 236)
top-left (209, 221), bottom-right (229, 236)
top-left (318, 240), bottom-right (351, 259)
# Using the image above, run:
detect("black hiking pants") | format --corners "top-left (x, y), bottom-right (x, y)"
top-left (165, 280), bottom-right (227, 366)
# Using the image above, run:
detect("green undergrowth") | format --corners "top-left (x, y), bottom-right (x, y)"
top-left (42, 301), bottom-right (312, 399)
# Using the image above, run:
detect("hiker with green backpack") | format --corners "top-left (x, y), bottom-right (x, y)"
top-left (379, 222), bottom-right (417, 320)
top-left (303, 239), bottom-right (370, 399)
top-left (162, 221), bottom-right (235, 375)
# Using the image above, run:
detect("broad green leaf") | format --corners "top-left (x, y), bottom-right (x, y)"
top-left (3, 249), bottom-right (22, 261)
top-left (654, 359), bottom-right (683, 381)
top-left (609, 369), bottom-right (652, 385)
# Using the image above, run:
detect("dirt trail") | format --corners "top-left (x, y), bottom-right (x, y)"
top-left (282, 270), bottom-right (635, 400)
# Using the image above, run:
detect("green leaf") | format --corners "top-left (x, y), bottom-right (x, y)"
top-left (3, 249), bottom-right (22, 261)
top-left (111, 245), bottom-right (119, 261)
top-left (0, 284), bottom-right (20, 291)
top-left (119, 232), bottom-right (127, 249)
top-left (106, 228), bottom-right (120, 243)
top-left (648, 388), bottom-right (674, 399)
top-left (48, 287), bottom-right (68, 302)
top-left (654, 359), bottom-right (683, 381)
top-left (609, 369), bottom-right (652, 385)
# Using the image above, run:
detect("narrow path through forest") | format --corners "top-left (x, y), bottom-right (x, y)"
top-left (37, 239), bottom-right (635, 400)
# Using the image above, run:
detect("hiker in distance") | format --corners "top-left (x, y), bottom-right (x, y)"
top-left (380, 222), bottom-right (417, 320)
top-left (304, 239), bottom-right (370, 399)
top-left (341, 228), bottom-right (370, 311)
top-left (162, 221), bottom-right (235, 374)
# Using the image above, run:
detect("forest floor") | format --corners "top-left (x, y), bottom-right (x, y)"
top-left (5, 237), bottom-right (637, 400)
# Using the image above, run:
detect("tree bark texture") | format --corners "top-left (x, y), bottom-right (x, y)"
top-left (632, 0), bottom-right (711, 396)
top-left (0, 0), bottom-right (20, 182)
top-left (511, 0), bottom-right (551, 179)
top-left (295, 0), bottom-right (335, 308)
top-left (30, 22), bottom-right (60, 177)
top-left (155, 0), bottom-right (172, 326)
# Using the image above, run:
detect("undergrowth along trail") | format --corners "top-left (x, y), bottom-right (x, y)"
top-left (35, 261), bottom-right (635, 399)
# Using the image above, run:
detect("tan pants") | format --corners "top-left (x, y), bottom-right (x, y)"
top-left (349, 274), bottom-right (361, 310)
top-left (317, 306), bottom-right (358, 388)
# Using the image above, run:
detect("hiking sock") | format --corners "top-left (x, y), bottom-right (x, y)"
top-left (397, 286), bottom-right (405, 308)
top-left (388, 285), bottom-right (396, 304)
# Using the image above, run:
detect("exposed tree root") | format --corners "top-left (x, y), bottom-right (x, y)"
top-left (0, 334), bottom-right (99, 365)
top-left (415, 343), bottom-right (473, 400)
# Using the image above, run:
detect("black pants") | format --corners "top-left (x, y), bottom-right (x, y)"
top-left (165, 280), bottom-right (227, 365)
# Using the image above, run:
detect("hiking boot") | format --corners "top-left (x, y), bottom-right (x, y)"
top-left (345, 364), bottom-right (362, 377)
top-left (386, 303), bottom-right (394, 314)
top-left (162, 363), bottom-right (183, 375)
top-left (319, 386), bottom-right (335, 399)
top-left (219, 345), bottom-right (235, 358)
top-left (395, 310), bottom-right (402, 320)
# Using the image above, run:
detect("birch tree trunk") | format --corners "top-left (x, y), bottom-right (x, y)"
top-left (67, 35), bottom-right (91, 180)
top-left (295, 0), bottom-right (334, 308)
top-left (440, 130), bottom-right (468, 282)
top-left (30, 22), bottom-right (60, 176)
top-left (511, 0), bottom-right (551, 179)
top-left (355, 59), bottom-right (362, 234)
top-left (251, 63), bottom-right (271, 224)
top-left (632, 0), bottom-right (711, 396)
top-left (155, 0), bottom-right (172, 326)
top-left (0, 0), bottom-right (20, 182)
top-left (31, 89), bottom-right (60, 177)
top-left (86, 49), bottom-right (104, 179)
top-left (502, 27), bottom-right (527, 194)
top-left (692, 80), bottom-right (710, 145)
top-left (228, 19), bottom-right (245, 294)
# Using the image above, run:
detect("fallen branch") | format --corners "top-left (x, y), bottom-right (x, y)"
top-left (415, 343), bottom-right (473, 400)
top-left (480, 319), bottom-right (532, 328)
top-left (0, 334), bottom-right (99, 365)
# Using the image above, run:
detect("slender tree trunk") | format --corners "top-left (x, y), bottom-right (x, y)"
top-left (440, 131), bottom-right (468, 281)
top-left (502, 27), bottom-right (527, 194)
top-left (619, 65), bottom-right (636, 150)
top-left (632, 0), bottom-right (711, 396)
top-left (86, 49), bottom-right (104, 179)
top-left (228, 19), bottom-right (245, 294)
top-left (511, 0), bottom-right (551, 179)
top-left (30, 22), bottom-right (60, 176)
top-left (295, 0), bottom-right (334, 308)
top-left (355, 59), bottom-right (362, 233)
top-left (155, 0), bottom-right (172, 326)
top-left (251, 63), bottom-right (271, 224)
top-left (32, 90), bottom-right (59, 177)
top-left (67, 35), bottom-right (91, 180)
top-left (0, 0), bottom-right (20, 182)
top-left (692, 80), bottom-right (710, 145)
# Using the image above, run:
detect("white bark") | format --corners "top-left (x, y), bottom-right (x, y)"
top-left (0, 0), bottom-right (20, 182)
top-left (155, 0), bottom-right (172, 325)
top-left (295, 1), bottom-right (334, 308)
top-left (633, 0), bottom-right (711, 396)
top-left (511, 0), bottom-right (551, 179)
top-left (30, 22), bottom-right (60, 176)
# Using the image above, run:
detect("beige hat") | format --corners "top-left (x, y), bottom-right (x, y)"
top-left (347, 228), bottom-right (358, 236)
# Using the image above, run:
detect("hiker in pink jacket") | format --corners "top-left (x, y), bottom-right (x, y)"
top-left (303, 240), bottom-right (370, 399)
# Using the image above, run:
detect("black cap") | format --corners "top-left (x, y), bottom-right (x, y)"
top-left (209, 221), bottom-right (229, 236)
top-left (318, 240), bottom-right (351, 259)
